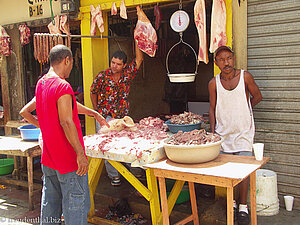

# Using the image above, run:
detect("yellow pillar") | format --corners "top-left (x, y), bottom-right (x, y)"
top-left (214, 0), bottom-right (233, 76)
top-left (80, 7), bottom-right (109, 135)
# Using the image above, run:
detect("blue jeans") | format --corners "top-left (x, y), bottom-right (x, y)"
top-left (96, 117), bottom-right (120, 179)
top-left (40, 165), bottom-right (90, 225)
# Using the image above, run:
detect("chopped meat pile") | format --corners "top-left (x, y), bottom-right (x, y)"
top-left (167, 129), bottom-right (221, 145)
top-left (137, 116), bottom-right (168, 131)
top-left (84, 117), bottom-right (169, 156)
top-left (166, 112), bottom-right (204, 125)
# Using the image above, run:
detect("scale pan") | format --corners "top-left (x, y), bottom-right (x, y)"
top-left (168, 73), bottom-right (196, 83)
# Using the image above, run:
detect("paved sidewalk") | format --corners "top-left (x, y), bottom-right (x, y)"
top-left (0, 179), bottom-right (299, 225)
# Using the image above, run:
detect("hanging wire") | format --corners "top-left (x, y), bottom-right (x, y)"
top-left (49, 0), bottom-right (55, 25)
top-left (179, 0), bottom-right (183, 10)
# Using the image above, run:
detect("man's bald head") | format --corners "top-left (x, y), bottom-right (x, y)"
top-left (49, 45), bottom-right (72, 66)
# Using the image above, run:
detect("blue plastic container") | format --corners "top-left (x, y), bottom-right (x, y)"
top-left (18, 124), bottom-right (41, 141)
top-left (165, 120), bottom-right (202, 133)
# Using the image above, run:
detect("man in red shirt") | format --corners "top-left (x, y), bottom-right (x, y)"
top-left (90, 42), bottom-right (143, 185)
top-left (24, 45), bottom-right (109, 225)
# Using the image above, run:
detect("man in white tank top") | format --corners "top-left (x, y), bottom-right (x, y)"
top-left (208, 46), bottom-right (262, 225)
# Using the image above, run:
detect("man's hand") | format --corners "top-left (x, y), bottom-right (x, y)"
top-left (95, 113), bottom-right (110, 128)
top-left (76, 153), bottom-right (89, 176)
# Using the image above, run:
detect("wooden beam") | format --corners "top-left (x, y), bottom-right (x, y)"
top-left (80, 0), bottom-right (175, 12)
top-left (0, 56), bottom-right (11, 135)
top-left (233, 0), bottom-right (247, 70)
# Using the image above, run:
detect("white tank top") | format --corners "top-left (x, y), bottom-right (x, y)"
top-left (215, 70), bottom-right (255, 153)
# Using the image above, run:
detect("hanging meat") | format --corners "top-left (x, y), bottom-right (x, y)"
top-left (194, 0), bottom-right (208, 64)
top-left (59, 15), bottom-right (71, 35)
top-left (111, 2), bottom-right (117, 15)
top-left (209, 0), bottom-right (227, 53)
top-left (33, 35), bottom-right (37, 60)
top-left (48, 15), bottom-right (61, 34)
top-left (0, 25), bottom-right (12, 56)
top-left (90, 5), bottom-right (104, 35)
top-left (120, 0), bottom-right (127, 19)
top-left (154, 4), bottom-right (162, 30)
top-left (18, 24), bottom-right (31, 46)
top-left (49, 35), bottom-right (53, 52)
top-left (134, 6), bottom-right (158, 57)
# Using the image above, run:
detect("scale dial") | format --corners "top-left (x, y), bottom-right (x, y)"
top-left (170, 10), bottom-right (190, 33)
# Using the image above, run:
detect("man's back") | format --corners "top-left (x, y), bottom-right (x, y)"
top-left (36, 74), bottom-right (83, 174)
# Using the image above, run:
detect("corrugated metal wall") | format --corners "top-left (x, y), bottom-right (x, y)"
top-left (247, 0), bottom-right (300, 210)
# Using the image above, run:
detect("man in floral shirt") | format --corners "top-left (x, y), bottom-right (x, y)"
top-left (90, 42), bottom-right (143, 185)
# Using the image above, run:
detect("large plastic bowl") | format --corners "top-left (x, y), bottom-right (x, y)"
top-left (163, 137), bottom-right (223, 164)
top-left (165, 120), bottom-right (202, 133)
top-left (0, 158), bottom-right (14, 175)
top-left (18, 124), bottom-right (41, 141)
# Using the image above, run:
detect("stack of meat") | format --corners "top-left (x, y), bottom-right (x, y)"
top-left (84, 117), bottom-right (169, 159)
top-left (166, 112), bottom-right (204, 125)
top-left (167, 129), bottom-right (221, 145)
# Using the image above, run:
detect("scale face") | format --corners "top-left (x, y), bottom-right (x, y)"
top-left (170, 10), bottom-right (190, 33)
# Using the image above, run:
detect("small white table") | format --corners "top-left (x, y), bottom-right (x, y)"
top-left (145, 154), bottom-right (269, 225)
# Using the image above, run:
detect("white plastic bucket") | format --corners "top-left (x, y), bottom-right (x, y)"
top-left (256, 169), bottom-right (279, 216)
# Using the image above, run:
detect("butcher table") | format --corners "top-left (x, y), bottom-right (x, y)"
top-left (144, 154), bottom-right (270, 225)
top-left (0, 136), bottom-right (41, 210)
top-left (86, 143), bottom-right (167, 225)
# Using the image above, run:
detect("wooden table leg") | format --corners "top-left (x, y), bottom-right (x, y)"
top-left (27, 156), bottom-right (34, 210)
top-left (227, 186), bottom-right (234, 225)
top-left (158, 177), bottom-right (170, 225)
top-left (250, 172), bottom-right (257, 225)
top-left (188, 182), bottom-right (199, 225)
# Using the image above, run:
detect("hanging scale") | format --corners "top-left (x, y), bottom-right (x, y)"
top-left (167, 0), bottom-right (198, 82)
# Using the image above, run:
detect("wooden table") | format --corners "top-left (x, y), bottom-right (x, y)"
top-left (145, 155), bottom-right (270, 225)
top-left (0, 136), bottom-right (41, 210)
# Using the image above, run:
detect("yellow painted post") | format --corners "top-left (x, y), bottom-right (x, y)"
top-left (88, 158), bottom-right (104, 217)
top-left (80, 6), bottom-right (109, 135)
top-left (214, 0), bottom-right (233, 76)
top-left (146, 169), bottom-right (161, 225)
top-left (214, 0), bottom-right (233, 199)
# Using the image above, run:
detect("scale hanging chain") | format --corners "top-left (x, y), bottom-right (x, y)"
top-left (179, 0), bottom-right (182, 10)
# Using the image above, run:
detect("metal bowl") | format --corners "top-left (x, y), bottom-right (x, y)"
top-left (165, 120), bottom-right (202, 133)
top-left (168, 73), bottom-right (196, 83)
top-left (163, 137), bottom-right (223, 164)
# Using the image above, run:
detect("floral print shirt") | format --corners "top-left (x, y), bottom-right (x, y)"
top-left (90, 59), bottom-right (138, 119)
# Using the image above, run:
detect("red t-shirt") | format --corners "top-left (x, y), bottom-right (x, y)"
top-left (36, 75), bottom-right (85, 174)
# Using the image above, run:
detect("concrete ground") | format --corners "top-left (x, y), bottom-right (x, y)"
top-left (0, 168), bottom-right (299, 225)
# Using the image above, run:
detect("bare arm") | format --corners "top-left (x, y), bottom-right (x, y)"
top-left (135, 40), bottom-right (143, 70)
top-left (19, 97), bottom-right (39, 128)
top-left (57, 94), bottom-right (88, 176)
top-left (77, 102), bottom-right (109, 128)
top-left (208, 78), bottom-right (217, 133)
top-left (90, 92), bottom-right (98, 111)
top-left (244, 71), bottom-right (262, 107)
